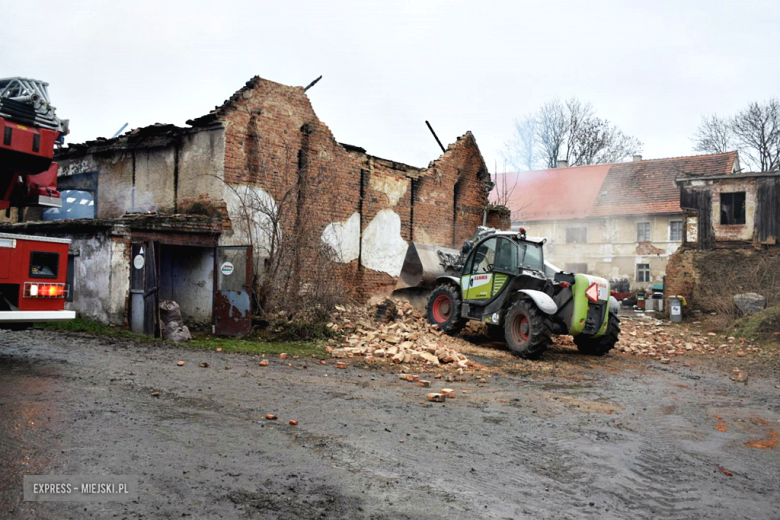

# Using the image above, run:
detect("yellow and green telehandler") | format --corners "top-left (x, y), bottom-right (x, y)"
top-left (396, 227), bottom-right (621, 359)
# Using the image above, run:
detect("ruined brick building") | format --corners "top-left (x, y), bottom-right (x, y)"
top-left (0, 76), bottom-right (507, 334)
top-left (665, 169), bottom-right (780, 311)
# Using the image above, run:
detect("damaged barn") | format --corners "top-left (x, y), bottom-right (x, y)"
top-left (666, 169), bottom-right (780, 313)
top-left (0, 76), bottom-right (508, 335)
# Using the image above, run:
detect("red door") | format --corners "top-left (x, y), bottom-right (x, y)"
top-left (213, 246), bottom-right (252, 337)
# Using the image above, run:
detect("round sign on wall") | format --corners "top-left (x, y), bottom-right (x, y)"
top-left (220, 262), bottom-right (234, 276)
top-left (133, 254), bottom-right (145, 270)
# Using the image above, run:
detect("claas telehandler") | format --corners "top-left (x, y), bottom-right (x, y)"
top-left (396, 227), bottom-right (621, 359)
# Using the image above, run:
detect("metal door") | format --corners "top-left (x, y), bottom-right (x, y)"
top-left (129, 241), bottom-right (158, 336)
top-left (214, 246), bottom-right (252, 337)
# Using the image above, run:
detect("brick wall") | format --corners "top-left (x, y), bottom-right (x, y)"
top-left (214, 77), bottom-right (497, 299)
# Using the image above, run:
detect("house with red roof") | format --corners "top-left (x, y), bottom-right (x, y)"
top-left (495, 152), bottom-right (740, 288)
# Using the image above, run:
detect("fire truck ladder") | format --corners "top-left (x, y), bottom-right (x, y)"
top-left (0, 77), bottom-right (67, 132)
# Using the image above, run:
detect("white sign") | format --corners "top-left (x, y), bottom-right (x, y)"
top-left (220, 262), bottom-right (234, 276)
top-left (671, 305), bottom-right (682, 315)
top-left (133, 255), bottom-right (145, 270)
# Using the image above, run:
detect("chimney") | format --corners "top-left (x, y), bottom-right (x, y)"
top-left (633, 154), bottom-right (643, 162)
top-left (556, 159), bottom-right (568, 168)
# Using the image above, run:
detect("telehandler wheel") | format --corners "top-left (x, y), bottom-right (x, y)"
top-left (426, 284), bottom-right (468, 335)
top-left (574, 313), bottom-right (621, 356)
top-left (504, 299), bottom-right (552, 359)
top-left (486, 324), bottom-right (505, 341)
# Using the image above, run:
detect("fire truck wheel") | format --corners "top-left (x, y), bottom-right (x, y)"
top-left (426, 284), bottom-right (467, 335)
top-left (0, 323), bottom-right (33, 331)
top-left (504, 299), bottom-right (552, 359)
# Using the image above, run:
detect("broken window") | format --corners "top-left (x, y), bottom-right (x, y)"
top-left (42, 190), bottom-right (95, 221)
top-left (720, 192), bottom-right (746, 225)
top-left (637, 222), bottom-right (651, 242)
top-left (636, 263), bottom-right (651, 283)
top-left (566, 227), bottom-right (587, 244)
top-left (669, 221), bottom-right (683, 241)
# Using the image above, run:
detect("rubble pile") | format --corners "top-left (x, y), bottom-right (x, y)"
top-left (326, 299), bottom-right (478, 370)
top-left (615, 317), bottom-right (765, 363)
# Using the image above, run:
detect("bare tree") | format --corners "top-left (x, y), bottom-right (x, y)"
top-left (732, 100), bottom-right (780, 172)
top-left (502, 97), bottom-right (642, 170)
top-left (213, 138), bottom-right (348, 326)
top-left (692, 114), bottom-right (733, 155)
top-left (693, 100), bottom-right (780, 172)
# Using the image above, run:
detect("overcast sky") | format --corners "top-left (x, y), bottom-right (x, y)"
top-left (4, 0), bottom-right (779, 172)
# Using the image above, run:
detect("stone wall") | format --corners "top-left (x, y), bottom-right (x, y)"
top-left (665, 246), bottom-right (780, 313)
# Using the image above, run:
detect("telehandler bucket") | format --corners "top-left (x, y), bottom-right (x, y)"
top-left (395, 242), bottom-right (460, 290)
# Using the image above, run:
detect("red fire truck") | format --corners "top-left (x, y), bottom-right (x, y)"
top-left (0, 77), bottom-right (74, 327)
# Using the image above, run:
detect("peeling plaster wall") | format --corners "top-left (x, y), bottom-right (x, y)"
top-left (219, 183), bottom-right (278, 253)
top-left (321, 212), bottom-right (360, 262)
top-left (65, 233), bottom-right (128, 325)
top-left (177, 128), bottom-right (227, 210)
top-left (133, 148), bottom-right (176, 213)
top-left (369, 173), bottom-right (407, 206)
top-left (55, 126), bottom-right (227, 219)
top-left (360, 210), bottom-right (407, 277)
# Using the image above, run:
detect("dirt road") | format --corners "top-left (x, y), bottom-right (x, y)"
top-left (1, 328), bottom-right (778, 519)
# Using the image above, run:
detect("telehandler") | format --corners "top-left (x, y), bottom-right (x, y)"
top-left (396, 227), bottom-right (621, 359)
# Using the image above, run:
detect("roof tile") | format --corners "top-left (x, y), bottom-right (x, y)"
top-left (498, 152), bottom-right (737, 221)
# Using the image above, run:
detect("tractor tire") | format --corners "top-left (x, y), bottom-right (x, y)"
top-left (486, 324), bottom-right (505, 341)
top-left (426, 284), bottom-right (467, 336)
top-left (574, 313), bottom-right (621, 356)
top-left (503, 299), bottom-right (552, 359)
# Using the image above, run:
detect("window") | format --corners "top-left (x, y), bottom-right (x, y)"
top-left (520, 242), bottom-right (544, 271)
top-left (42, 190), bottom-right (95, 221)
top-left (636, 263), bottom-right (651, 283)
top-left (669, 221), bottom-right (683, 241)
top-left (565, 263), bottom-right (588, 274)
top-left (469, 238), bottom-right (497, 274)
top-left (492, 238), bottom-right (518, 272)
top-left (637, 222), bottom-right (651, 242)
top-left (29, 251), bottom-right (59, 279)
top-left (720, 192), bottom-right (746, 225)
top-left (566, 227), bottom-right (588, 243)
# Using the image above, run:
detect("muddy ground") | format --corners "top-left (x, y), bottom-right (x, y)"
top-left (0, 324), bottom-right (779, 519)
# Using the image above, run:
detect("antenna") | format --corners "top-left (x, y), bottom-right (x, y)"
top-left (304, 75), bottom-right (323, 92)
top-left (112, 123), bottom-right (128, 138)
top-left (425, 120), bottom-right (446, 153)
